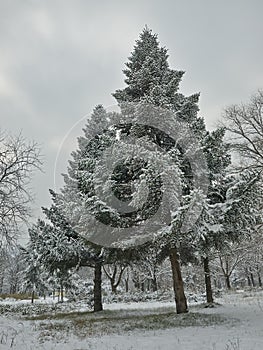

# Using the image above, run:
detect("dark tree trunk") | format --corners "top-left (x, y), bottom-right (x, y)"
top-left (250, 272), bottom-right (255, 287)
top-left (146, 279), bottom-right (151, 291)
top-left (225, 274), bottom-right (231, 290)
top-left (203, 257), bottom-right (214, 304)
top-left (247, 274), bottom-right (251, 287)
top-left (0, 276), bottom-right (4, 294)
top-left (169, 247), bottom-right (188, 314)
top-left (258, 273), bottom-right (262, 287)
top-left (257, 265), bottom-right (262, 287)
top-left (111, 281), bottom-right (117, 294)
top-left (132, 271), bottom-right (140, 290)
top-left (152, 276), bottom-right (158, 292)
top-left (31, 290), bottom-right (35, 304)
top-left (94, 263), bottom-right (103, 312)
top-left (60, 282), bottom-right (64, 303)
top-left (124, 276), bottom-right (129, 293)
top-left (125, 279), bottom-right (129, 292)
top-left (133, 280), bottom-right (140, 290)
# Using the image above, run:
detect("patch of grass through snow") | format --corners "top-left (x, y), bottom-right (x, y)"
top-left (32, 309), bottom-right (236, 342)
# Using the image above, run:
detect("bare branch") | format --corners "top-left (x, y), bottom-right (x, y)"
top-left (223, 90), bottom-right (263, 170)
top-left (0, 130), bottom-right (42, 243)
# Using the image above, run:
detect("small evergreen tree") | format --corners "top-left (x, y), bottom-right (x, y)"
top-left (21, 245), bottom-right (48, 303)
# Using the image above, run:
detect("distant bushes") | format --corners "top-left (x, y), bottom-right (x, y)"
top-left (0, 293), bottom-right (38, 300)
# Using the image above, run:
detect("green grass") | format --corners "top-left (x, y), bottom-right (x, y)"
top-left (0, 301), bottom-right (239, 344)
top-left (29, 308), bottom-right (236, 342)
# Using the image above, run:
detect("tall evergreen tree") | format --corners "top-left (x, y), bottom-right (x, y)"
top-left (56, 28), bottom-right (238, 314)
top-left (56, 104), bottom-right (149, 310)
top-left (198, 127), bottom-right (231, 304)
top-left (112, 27), bottom-right (209, 313)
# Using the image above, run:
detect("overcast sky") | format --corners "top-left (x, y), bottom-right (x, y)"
top-left (1, 0), bottom-right (262, 241)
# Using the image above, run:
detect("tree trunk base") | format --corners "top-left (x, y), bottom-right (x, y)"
top-left (169, 247), bottom-right (188, 314)
top-left (204, 302), bottom-right (215, 308)
top-left (94, 263), bottom-right (103, 312)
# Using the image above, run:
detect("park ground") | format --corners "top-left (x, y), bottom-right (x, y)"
top-left (0, 289), bottom-right (263, 350)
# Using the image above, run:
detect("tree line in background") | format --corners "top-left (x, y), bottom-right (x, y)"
top-left (0, 28), bottom-right (262, 314)
top-left (0, 229), bottom-right (262, 305)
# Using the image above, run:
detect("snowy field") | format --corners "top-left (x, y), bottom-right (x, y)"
top-left (0, 290), bottom-right (263, 350)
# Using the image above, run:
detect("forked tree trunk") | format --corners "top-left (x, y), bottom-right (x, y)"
top-left (219, 255), bottom-right (231, 290)
top-left (111, 282), bottom-right (117, 294)
top-left (203, 257), bottom-right (214, 304)
top-left (94, 263), bottom-right (103, 312)
top-left (103, 265), bottom-right (126, 294)
top-left (169, 247), bottom-right (188, 314)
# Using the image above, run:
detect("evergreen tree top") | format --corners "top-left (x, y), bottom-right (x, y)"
top-left (124, 27), bottom-right (169, 76)
top-left (112, 27), bottom-right (205, 135)
top-left (113, 27), bottom-right (185, 107)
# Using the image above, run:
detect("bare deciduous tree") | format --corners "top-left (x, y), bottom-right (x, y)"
top-left (103, 264), bottom-right (126, 294)
top-left (0, 131), bottom-right (41, 244)
top-left (223, 90), bottom-right (263, 170)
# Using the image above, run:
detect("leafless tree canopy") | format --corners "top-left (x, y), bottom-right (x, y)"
top-left (223, 90), bottom-right (263, 170)
top-left (0, 131), bottom-right (42, 244)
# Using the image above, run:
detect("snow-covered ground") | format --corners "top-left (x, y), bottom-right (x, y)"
top-left (0, 290), bottom-right (262, 349)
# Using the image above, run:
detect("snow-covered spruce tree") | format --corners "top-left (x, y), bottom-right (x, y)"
top-left (42, 190), bottom-right (103, 268)
top-left (223, 171), bottom-right (262, 239)
top-left (56, 105), bottom-right (110, 311)
top-left (173, 130), bottom-right (262, 299)
top-left (55, 104), bottom-right (149, 310)
top-left (172, 128), bottom-right (231, 305)
top-left (26, 197), bottom-right (101, 304)
top-left (220, 169), bottom-right (262, 267)
top-left (44, 194), bottom-right (105, 307)
top-left (21, 243), bottom-right (48, 303)
top-left (198, 127), bottom-right (231, 304)
top-left (113, 28), bottom-right (205, 136)
top-left (221, 174), bottom-right (261, 288)
top-left (172, 189), bottom-right (225, 304)
top-left (25, 220), bottom-right (67, 301)
top-left (112, 27), bottom-right (208, 314)
top-left (204, 169), bottom-right (262, 290)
